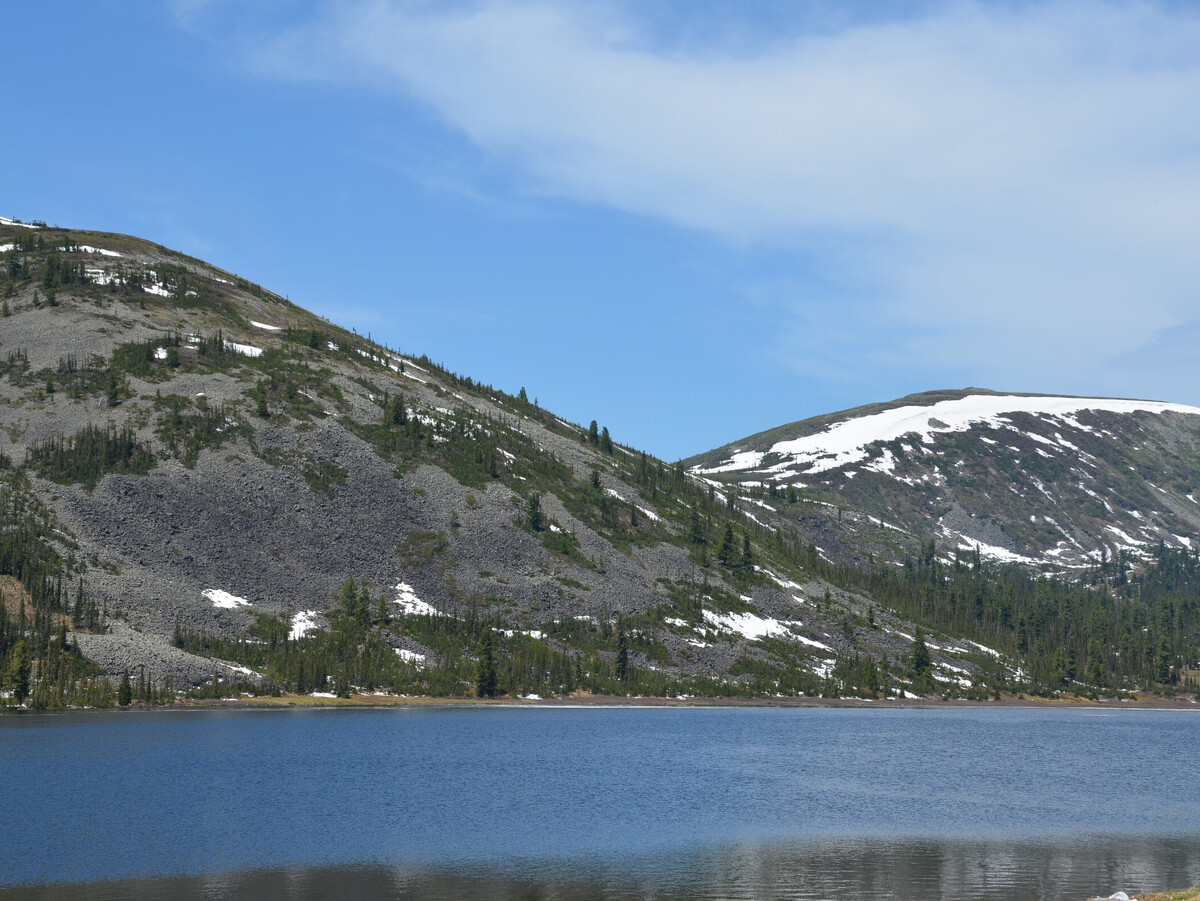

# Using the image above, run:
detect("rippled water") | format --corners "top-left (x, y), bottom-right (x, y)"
top-left (2, 705), bottom-right (1198, 899)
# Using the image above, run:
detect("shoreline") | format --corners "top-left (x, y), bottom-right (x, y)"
top-left (6, 690), bottom-right (1199, 715)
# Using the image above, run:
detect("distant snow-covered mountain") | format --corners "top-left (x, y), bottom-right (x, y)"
top-left (686, 390), bottom-right (1200, 568)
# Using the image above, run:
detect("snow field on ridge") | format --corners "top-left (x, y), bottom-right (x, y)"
top-left (699, 394), bottom-right (1200, 477)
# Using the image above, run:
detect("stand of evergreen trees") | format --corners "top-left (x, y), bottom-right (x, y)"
top-left (0, 471), bottom-right (111, 708)
top-left (807, 540), bottom-right (1200, 696)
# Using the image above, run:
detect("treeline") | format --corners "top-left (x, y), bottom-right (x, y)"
top-left (175, 577), bottom-right (785, 701)
top-left (812, 540), bottom-right (1200, 694)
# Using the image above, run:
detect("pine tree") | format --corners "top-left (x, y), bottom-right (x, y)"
top-left (588, 420), bottom-right (599, 445)
top-left (527, 493), bottom-right (544, 532)
top-left (740, 533), bottom-right (753, 571)
top-left (600, 426), bottom-right (613, 455)
top-left (718, 524), bottom-right (735, 567)
top-left (388, 391), bottom-right (408, 425)
top-left (910, 628), bottom-right (932, 695)
top-left (117, 669), bottom-right (133, 707)
top-left (477, 629), bottom-right (498, 698)
top-left (6, 640), bottom-right (30, 705)
top-left (616, 628), bottom-right (629, 682)
top-left (338, 578), bottom-right (359, 618)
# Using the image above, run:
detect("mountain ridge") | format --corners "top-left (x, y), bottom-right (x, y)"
top-left (687, 389), bottom-right (1200, 569)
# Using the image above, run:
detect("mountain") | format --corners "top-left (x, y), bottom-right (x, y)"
top-left (1, 217), bottom-right (1198, 707)
top-left (686, 389), bottom-right (1200, 569)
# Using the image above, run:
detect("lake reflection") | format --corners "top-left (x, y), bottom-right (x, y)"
top-left (4, 836), bottom-right (1200, 900)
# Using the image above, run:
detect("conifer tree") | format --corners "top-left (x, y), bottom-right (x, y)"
top-left (910, 628), bottom-right (932, 695)
top-left (6, 640), bottom-right (30, 705)
top-left (718, 524), bottom-right (735, 567)
top-left (477, 629), bottom-right (498, 698)
top-left (527, 493), bottom-right (544, 532)
top-left (118, 668), bottom-right (133, 707)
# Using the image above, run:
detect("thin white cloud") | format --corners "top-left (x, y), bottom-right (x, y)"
top-left (254, 0), bottom-right (1200, 401)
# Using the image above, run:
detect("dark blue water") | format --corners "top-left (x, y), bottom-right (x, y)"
top-left (2, 705), bottom-right (1199, 899)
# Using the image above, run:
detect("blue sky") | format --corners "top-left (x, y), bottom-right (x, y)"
top-left (4, 1), bottom-right (1200, 460)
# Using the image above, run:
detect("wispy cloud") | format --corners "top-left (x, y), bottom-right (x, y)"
top-left (250, 0), bottom-right (1200, 400)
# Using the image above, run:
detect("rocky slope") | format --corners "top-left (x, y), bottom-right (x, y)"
top-left (3, 216), bottom-right (961, 697)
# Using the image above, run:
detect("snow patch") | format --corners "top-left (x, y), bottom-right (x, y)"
top-left (500, 629), bottom-right (546, 640)
top-left (74, 244), bottom-right (122, 257)
top-left (289, 610), bottom-right (319, 640)
top-left (204, 589), bottom-right (251, 610)
top-left (395, 648), bottom-right (426, 666)
top-left (250, 320), bottom-right (281, 331)
top-left (224, 340), bottom-right (263, 358)
top-left (957, 540), bottom-right (1041, 566)
top-left (864, 448), bottom-right (897, 474)
top-left (392, 582), bottom-right (440, 616)
top-left (703, 609), bottom-right (790, 641)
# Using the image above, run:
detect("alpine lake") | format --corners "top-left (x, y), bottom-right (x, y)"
top-left (2, 705), bottom-right (1198, 900)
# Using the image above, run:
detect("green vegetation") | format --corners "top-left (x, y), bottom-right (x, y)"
top-left (0, 471), bottom-right (113, 709)
top-left (812, 540), bottom-right (1200, 696)
top-left (27, 424), bottom-right (155, 488)
top-left (154, 393), bottom-right (249, 467)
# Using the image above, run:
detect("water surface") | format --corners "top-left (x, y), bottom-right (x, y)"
top-left (2, 705), bottom-right (1197, 898)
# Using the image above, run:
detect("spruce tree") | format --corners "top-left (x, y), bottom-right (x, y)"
top-left (117, 668), bottom-right (133, 707)
top-left (910, 628), bottom-right (932, 695)
top-left (477, 629), bottom-right (498, 698)
top-left (6, 641), bottom-right (30, 705)
top-left (718, 524), bottom-right (735, 567)
top-left (527, 493), bottom-right (544, 532)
